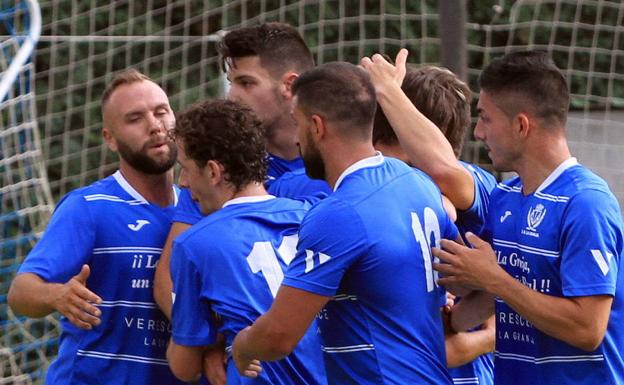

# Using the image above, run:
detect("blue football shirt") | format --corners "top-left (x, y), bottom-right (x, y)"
top-left (170, 196), bottom-right (326, 385)
top-left (448, 162), bottom-right (497, 385)
top-left (268, 168), bottom-right (332, 200)
top-left (485, 158), bottom-right (624, 385)
top-left (283, 154), bottom-right (458, 385)
top-left (174, 154), bottom-right (307, 226)
top-left (18, 171), bottom-right (183, 385)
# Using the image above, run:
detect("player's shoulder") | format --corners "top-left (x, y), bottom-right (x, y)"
top-left (460, 161), bottom-right (497, 191)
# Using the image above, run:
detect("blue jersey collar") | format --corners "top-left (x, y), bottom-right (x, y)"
top-left (222, 195), bottom-right (276, 208)
top-left (535, 157), bottom-right (578, 193)
top-left (334, 152), bottom-right (384, 191)
top-left (112, 170), bottom-right (179, 206)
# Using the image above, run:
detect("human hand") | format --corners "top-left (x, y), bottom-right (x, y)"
top-left (50, 264), bottom-right (102, 329)
top-left (360, 48), bottom-right (408, 95)
top-left (433, 233), bottom-right (503, 292)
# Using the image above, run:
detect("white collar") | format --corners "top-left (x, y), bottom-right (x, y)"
top-left (222, 195), bottom-right (276, 208)
top-left (112, 170), bottom-right (179, 206)
top-left (535, 157), bottom-right (578, 193)
top-left (334, 152), bottom-right (384, 191)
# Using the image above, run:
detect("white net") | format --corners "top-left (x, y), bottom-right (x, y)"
top-left (1, 1), bottom-right (57, 385)
top-left (1, 1), bottom-right (623, 383)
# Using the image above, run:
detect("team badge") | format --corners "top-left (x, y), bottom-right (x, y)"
top-left (526, 204), bottom-right (546, 231)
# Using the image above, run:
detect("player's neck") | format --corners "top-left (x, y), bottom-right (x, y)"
top-left (265, 119), bottom-right (300, 160)
top-left (324, 142), bottom-right (378, 189)
top-left (118, 163), bottom-right (174, 207)
top-left (516, 135), bottom-right (571, 195)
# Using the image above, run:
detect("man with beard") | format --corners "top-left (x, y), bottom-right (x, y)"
top-left (232, 62), bottom-right (459, 385)
top-left (8, 69), bottom-right (184, 385)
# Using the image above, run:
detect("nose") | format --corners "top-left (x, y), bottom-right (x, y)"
top-left (473, 119), bottom-right (485, 142)
top-left (178, 168), bottom-right (189, 188)
top-left (149, 114), bottom-right (167, 135)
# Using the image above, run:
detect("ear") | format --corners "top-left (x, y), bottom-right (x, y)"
top-left (102, 127), bottom-right (118, 152)
top-left (516, 112), bottom-right (531, 139)
top-left (205, 160), bottom-right (224, 185)
top-left (280, 72), bottom-right (299, 100)
top-left (309, 114), bottom-right (327, 142)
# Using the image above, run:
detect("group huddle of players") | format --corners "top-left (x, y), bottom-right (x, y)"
top-left (8, 22), bottom-right (624, 385)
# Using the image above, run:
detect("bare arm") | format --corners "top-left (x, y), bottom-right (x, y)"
top-left (361, 50), bottom-right (476, 210)
top-left (153, 221), bottom-right (191, 319)
top-left (166, 340), bottom-right (204, 382)
top-left (232, 286), bottom-right (330, 376)
top-left (434, 233), bottom-right (612, 351)
top-left (8, 265), bottom-right (102, 329)
top-left (445, 315), bottom-right (495, 368)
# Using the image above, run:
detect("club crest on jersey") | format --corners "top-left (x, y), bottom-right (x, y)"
top-left (522, 204), bottom-right (546, 237)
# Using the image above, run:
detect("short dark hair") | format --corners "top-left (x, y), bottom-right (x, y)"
top-left (292, 62), bottom-right (377, 139)
top-left (218, 22), bottom-right (314, 79)
top-left (102, 68), bottom-right (153, 109)
top-left (373, 66), bottom-right (472, 157)
top-left (478, 50), bottom-right (569, 127)
top-left (173, 99), bottom-right (267, 191)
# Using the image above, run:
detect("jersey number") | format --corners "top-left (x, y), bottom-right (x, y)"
top-left (246, 234), bottom-right (298, 298)
top-left (411, 207), bottom-right (441, 292)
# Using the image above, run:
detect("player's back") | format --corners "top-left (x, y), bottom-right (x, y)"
top-left (171, 196), bottom-right (326, 385)
top-left (284, 155), bottom-right (457, 385)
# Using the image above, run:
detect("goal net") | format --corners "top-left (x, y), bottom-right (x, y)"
top-left (1, 1), bottom-right (58, 384)
top-left (1, 1), bottom-right (622, 383)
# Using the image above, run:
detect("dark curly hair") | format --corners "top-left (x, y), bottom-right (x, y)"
top-left (173, 99), bottom-right (267, 191)
top-left (218, 22), bottom-right (314, 79)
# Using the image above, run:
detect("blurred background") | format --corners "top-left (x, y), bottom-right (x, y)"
top-left (1, 1), bottom-right (623, 383)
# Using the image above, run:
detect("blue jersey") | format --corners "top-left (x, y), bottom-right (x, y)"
top-left (265, 154), bottom-right (304, 188)
top-left (283, 154), bottom-right (458, 385)
top-left (170, 196), bottom-right (326, 385)
top-left (174, 155), bottom-right (307, 225)
top-left (448, 162), bottom-right (497, 385)
top-left (268, 168), bottom-right (332, 200)
top-left (17, 171), bottom-right (183, 385)
top-left (485, 158), bottom-right (624, 385)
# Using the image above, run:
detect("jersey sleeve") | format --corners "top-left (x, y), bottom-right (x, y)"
top-left (560, 189), bottom-right (624, 297)
top-left (282, 199), bottom-right (369, 296)
top-left (18, 192), bottom-right (95, 283)
top-left (170, 239), bottom-right (215, 346)
top-left (172, 188), bottom-right (203, 225)
top-left (456, 164), bottom-right (496, 237)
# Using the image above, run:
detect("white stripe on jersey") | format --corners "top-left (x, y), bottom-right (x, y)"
top-left (452, 377), bottom-right (479, 384)
top-left (76, 350), bottom-right (169, 366)
top-left (93, 247), bottom-right (163, 254)
top-left (83, 194), bottom-right (146, 205)
top-left (496, 184), bottom-right (522, 193)
top-left (98, 300), bottom-right (157, 309)
top-left (332, 294), bottom-right (358, 301)
top-left (534, 191), bottom-right (570, 203)
top-left (495, 351), bottom-right (604, 364)
top-left (322, 344), bottom-right (375, 353)
top-left (492, 238), bottom-right (560, 258)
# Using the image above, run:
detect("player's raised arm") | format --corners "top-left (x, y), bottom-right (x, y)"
top-left (361, 50), bottom-right (476, 211)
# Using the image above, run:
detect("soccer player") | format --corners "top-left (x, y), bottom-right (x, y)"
top-left (7, 69), bottom-right (183, 385)
top-left (362, 54), bottom-right (496, 385)
top-left (166, 99), bottom-right (326, 385)
top-left (153, 22), bottom-right (318, 321)
top-left (432, 51), bottom-right (624, 385)
top-left (232, 62), bottom-right (459, 385)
